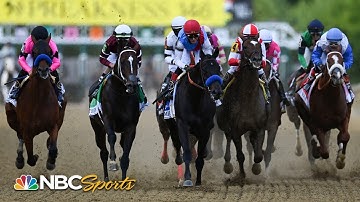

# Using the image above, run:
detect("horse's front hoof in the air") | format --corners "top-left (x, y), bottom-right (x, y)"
top-left (15, 157), bottom-right (25, 169)
top-left (27, 154), bottom-right (39, 167)
top-left (109, 161), bottom-right (119, 171)
top-left (252, 163), bottom-right (262, 175)
top-left (224, 162), bottom-right (233, 174)
top-left (336, 152), bottom-right (346, 169)
top-left (160, 154), bottom-right (169, 164)
top-left (175, 155), bottom-right (183, 165)
top-left (46, 161), bottom-right (56, 170)
top-left (183, 179), bottom-right (193, 187)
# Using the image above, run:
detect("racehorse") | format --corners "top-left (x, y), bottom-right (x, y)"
top-left (1, 56), bottom-right (18, 102)
top-left (217, 39), bottom-right (268, 179)
top-left (295, 51), bottom-right (352, 169)
top-left (89, 46), bottom-right (141, 181)
top-left (244, 60), bottom-right (282, 175)
top-left (5, 36), bottom-right (67, 170)
top-left (173, 50), bottom-right (222, 186)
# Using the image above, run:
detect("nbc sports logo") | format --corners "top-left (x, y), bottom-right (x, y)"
top-left (14, 175), bottom-right (39, 191)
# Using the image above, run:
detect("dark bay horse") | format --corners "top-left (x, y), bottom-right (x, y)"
top-left (245, 60), bottom-right (282, 175)
top-left (295, 51), bottom-right (352, 169)
top-left (217, 39), bottom-right (268, 179)
top-left (173, 50), bottom-right (223, 187)
top-left (89, 47), bottom-right (140, 181)
top-left (5, 36), bottom-right (67, 170)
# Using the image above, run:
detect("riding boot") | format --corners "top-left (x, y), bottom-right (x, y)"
top-left (277, 80), bottom-right (289, 113)
top-left (161, 72), bottom-right (172, 93)
top-left (302, 68), bottom-right (316, 93)
top-left (89, 73), bottom-right (106, 99)
top-left (137, 78), bottom-right (148, 112)
top-left (54, 81), bottom-right (65, 107)
top-left (259, 73), bottom-right (270, 104)
top-left (8, 81), bottom-right (21, 100)
top-left (222, 72), bottom-right (233, 89)
top-left (344, 74), bottom-right (355, 99)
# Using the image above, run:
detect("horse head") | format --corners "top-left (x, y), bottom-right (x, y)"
top-left (197, 48), bottom-right (223, 100)
top-left (324, 51), bottom-right (345, 86)
top-left (114, 47), bottom-right (139, 94)
top-left (31, 35), bottom-right (53, 79)
top-left (241, 39), bottom-right (262, 69)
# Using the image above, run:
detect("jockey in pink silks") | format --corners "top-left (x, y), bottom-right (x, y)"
top-left (6, 26), bottom-right (65, 107)
top-left (260, 29), bottom-right (290, 112)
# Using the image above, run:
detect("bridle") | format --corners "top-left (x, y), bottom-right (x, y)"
top-left (113, 48), bottom-right (137, 85)
top-left (241, 39), bottom-right (262, 69)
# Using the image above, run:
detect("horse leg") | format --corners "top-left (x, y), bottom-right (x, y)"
top-left (310, 135), bottom-right (321, 159)
top-left (15, 138), bottom-right (25, 169)
top-left (177, 119), bottom-right (192, 187)
top-left (195, 130), bottom-right (210, 186)
top-left (303, 124), bottom-right (315, 166)
top-left (24, 135), bottom-right (38, 167)
top-left (119, 127), bottom-right (136, 180)
top-left (233, 134), bottom-right (246, 179)
top-left (286, 105), bottom-right (303, 156)
top-left (90, 118), bottom-right (109, 181)
top-left (161, 139), bottom-right (169, 164)
top-left (105, 126), bottom-right (118, 171)
top-left (223, 133), bottom-right (233, 174)
top-left (336, 119), bottom-right (350, 169)
top-left (46, 126), bottom-right (59, 170)
top-left (244, 132), bottom-right (253, 169)
top-left (264, 127), bottom-right (277, 176)
top-left (249, 130), bottom-right (265, 175)
top-left (317, 131), bottom-right (329, 159)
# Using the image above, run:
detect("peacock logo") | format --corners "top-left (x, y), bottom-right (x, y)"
top-left (14, 175), bottom-right (39, 191)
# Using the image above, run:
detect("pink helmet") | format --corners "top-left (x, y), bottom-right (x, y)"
top-left (242, 23), bottom-right (259, 37)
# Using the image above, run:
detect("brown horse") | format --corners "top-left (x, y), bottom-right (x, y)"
top-left (5, 36), bottom-right (67, 170)
top-left (217, 39), bottom-right (268, 179)
top-left (295, 51), bottom-right (352, 169)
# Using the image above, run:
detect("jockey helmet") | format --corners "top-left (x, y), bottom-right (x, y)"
top-left (259, 29), bottom-right (272, 43)
top-left (31, 26), bottom-right (49, 40)
top-left (202, 25), bottom-right (212, 34)
top-left (242, 24), bottom-right (259, 37)
top-left (184, 19), bottom-right (201, 35)
top-left (113, 24), bottom-right (133, 38)
top-left (326, 28), bottom-right (343, 42)
top-left (307, 19), bottom-right (324, 33)
top-left (171, 16), bottom-right (186, 36)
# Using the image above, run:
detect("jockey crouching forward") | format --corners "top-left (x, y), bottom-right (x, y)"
top-left (259, 29), bottom-right (290, 112)
top-left (302, 27), bottom-right (355, 99)
top-left (7, 26), bottom-right (65, 107)
top-left (88, 24), bottom-right (148, 111)
top-left (223, 23), bottom-right (270, 103)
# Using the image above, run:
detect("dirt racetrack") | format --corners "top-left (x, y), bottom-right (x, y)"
top-left (1, 87), bottom-right (360, 202)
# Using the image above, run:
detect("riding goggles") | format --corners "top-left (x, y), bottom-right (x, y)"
top-left (187, 34), bottom-right (200, 39)
top-left (310, 31), bottom-right (322, 36)
top-left (329, 41), bottom-right (341, 46)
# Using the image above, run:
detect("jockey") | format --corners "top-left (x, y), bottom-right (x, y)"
top-left (7, 26), bottom-right (64, 107)
top-left (89, 24), bottom-right (147, 104)
top-left (303, 27), bottom-right (354, 98)
top-left (293, 19), bottom-right (324, 80)
top-left (259, 29), bottom-right (289, 112)
top-left (202, 25), bottom-right (227, 69)
top-left (160, 16), bottom-right (186, 94)
top-left (224, 23), bottom-right (270, 102)
top-left (171, 19), bottom-right (213, 83)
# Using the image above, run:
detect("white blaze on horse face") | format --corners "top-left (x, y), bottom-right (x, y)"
top-left (331, 55), bottom-right (339, 65)
top-left (250, 40), bottom-right (258, 46)
top-left (128, 55), bottom-right (134, 74)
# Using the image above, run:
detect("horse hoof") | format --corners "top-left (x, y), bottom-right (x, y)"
top-left (46, 162), bottom-right (56, 170)
top-left (178, 178), bottom-right (184, 187)
top-left (271, 146), bottom-right (276, 153)
top-left (15, 158), bottom-right (25, 169)
top-left (175, 156), bottom-right (183, 165)
top-left (104, 177), bottom-right (109, 182)
top-left (27, 154), bottom-right (39, 167)
top-left (295, 148), bottom-right (303, 156)
top-left (195, 180), bottom-right (201, 186)
top-left (252, 163), bottom-right (262, 175)
top-left (336, 153), bottom-right (346, 169)
top-left (161, 156), bottom-right (169, 164)
top-left (109, 161), bottom-right (118, 171)
top-left (224, 162), bottom-right (233, 174)
top-left (183, 180), bottom-right (193, 187)
top-left (205, 151), bottom-right (213, 160)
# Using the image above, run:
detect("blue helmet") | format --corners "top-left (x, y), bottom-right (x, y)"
top-left (307, 19), bottom-right (324, 32)
top-left (326, 28), bottom-right (343, 42)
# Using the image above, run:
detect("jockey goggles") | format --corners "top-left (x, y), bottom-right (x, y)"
top-left (187, 33), bottom-right (199, 39)
top-left (310, 31), bottom-right (322, 36)
top-left (329, 41), bottom-right (341, 46)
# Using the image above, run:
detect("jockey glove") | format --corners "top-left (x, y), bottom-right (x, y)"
top-left (228, 58), bottom-right (240, 66)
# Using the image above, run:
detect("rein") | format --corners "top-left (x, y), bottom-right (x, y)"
top-left (186, 58), bottom-right (213, 91)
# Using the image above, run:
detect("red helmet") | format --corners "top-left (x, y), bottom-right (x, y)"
top-left (242, 23), bottom-right (259, 37)
top-left (183, 19), bottom-right (201, 34)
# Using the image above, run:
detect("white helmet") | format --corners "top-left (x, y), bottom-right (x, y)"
top-left (171, 16), bottom-right (186, 29)
top-left (259, 29), bottom-right (272, 43)
top-left (113, 24), bottom-right (132, 38)
top-left (202, 25), bottom-right (212, 34)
